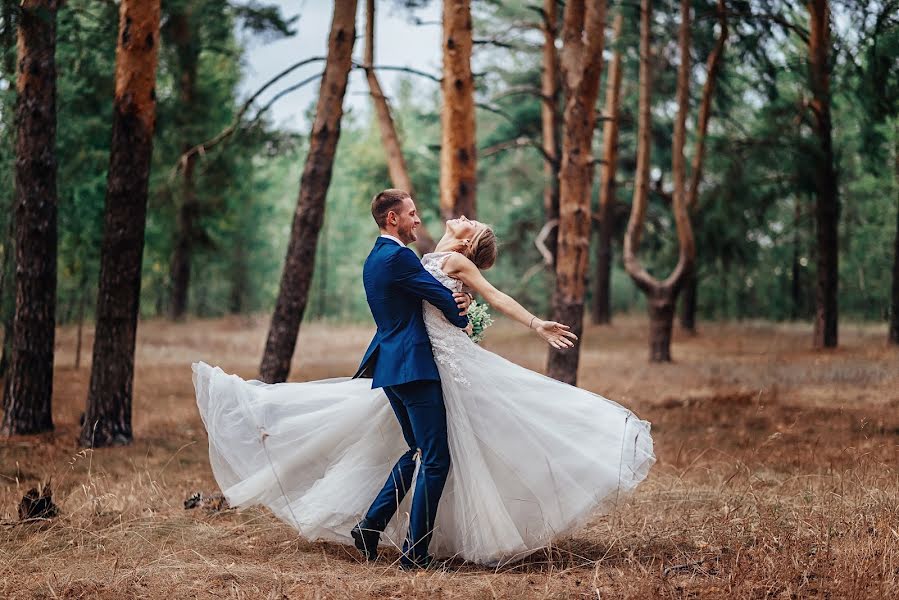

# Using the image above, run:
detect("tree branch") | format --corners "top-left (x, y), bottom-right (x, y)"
top-left (480, 136), bottom-right (557, 166)
top-left (725, 9), bottom-right (809, 44)
top-left (491, 85), bottom-right (548, 102)
top-left (353, 61), bottom-right (442, 84)
top-left (475, 102), bottom-right (519, 127)
top-left (171, 55), bottom-right (326, 175)
top-left (535, 219), bottom-right (558, 266)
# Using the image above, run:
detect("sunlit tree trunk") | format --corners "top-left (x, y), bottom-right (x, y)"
top-left (546, 0), bottom-right (607, 385)
top-left (81, 0), bottom-right (161, 447)
top-left (168, 8), bottom-right (199, 320)
top-left (2, 0), bottom-right (59, 436)
top-left (364, 0), bottom-right (435, 254)
top-left (439, 0), bottom-right (476, 219)
top-left (541, 0), bottom-right (561, 264)
top-left (623, 0), bottom-right (695, 363)
top-left (259, 0), bottom-right (357, 383)
top-left (808, 0), bottom-right (839, 348)
top-left (679, 0), bottom-right (727, 333)
top-left (592, 12), bottom-right (623, 325)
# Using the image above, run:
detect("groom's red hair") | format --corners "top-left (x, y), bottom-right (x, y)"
top-left (371, 189), bottom-right (410, 228)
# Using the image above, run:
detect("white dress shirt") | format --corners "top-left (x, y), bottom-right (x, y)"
top-left (379, 234), bottom-right (405, 246)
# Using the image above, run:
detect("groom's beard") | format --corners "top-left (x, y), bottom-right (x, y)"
top-left (398, 223), bottom-right (417, 245)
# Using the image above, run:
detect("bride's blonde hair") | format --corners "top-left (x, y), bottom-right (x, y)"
top-left (462, 225), bottom-right (497, 270)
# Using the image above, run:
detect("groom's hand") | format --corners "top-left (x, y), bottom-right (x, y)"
top-left (453, 292), bottom-right (472, 315)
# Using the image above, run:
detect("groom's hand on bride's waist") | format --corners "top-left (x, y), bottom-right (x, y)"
top-left (454, 291), bottom-right (473, 316)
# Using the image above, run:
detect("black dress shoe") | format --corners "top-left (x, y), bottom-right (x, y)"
top-left (351, 521), bottom-right (380, 561)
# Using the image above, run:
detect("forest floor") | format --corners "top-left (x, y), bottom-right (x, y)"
top-left (1, 315), bottom-right (898, 599)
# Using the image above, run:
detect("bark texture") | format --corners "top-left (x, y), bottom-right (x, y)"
top-left (546, 0), bottom-right (607, 385)
top-left (592, 12), bottom-right (624, 325)
top-left (680, 0), bottom-right (728, 333)
top-left (439, 0), bottom-right (477, 220)
top-left (623, 0), bottom-right (696, 362)
top-left (80, 0), bottom-right (161, 447)
top-left (168, 8), bottom-right (199, 320)
top-left (541, 0), bottom-right (561, 264)
top-left (2, 0), bottom-right (59, 436)
top-left (258, 0), bottom-right (357, 383)
top-left (808, 0), bottom-right (839, 348)
top-left (364, 0), bottom-right (435, 254)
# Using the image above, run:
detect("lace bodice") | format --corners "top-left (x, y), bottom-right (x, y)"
top-left (420, 252), bottom-right (471, 385)
top-left (421, 252), bottom-right (463, 293)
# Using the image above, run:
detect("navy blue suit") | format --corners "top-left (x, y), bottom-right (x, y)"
top-left (355, 236), bottom-right (468, 564)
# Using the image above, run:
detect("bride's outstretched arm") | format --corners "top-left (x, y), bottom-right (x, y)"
top-left (443, 253), bottom-right (578, 349)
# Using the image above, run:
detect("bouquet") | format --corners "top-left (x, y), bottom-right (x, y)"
top-left (466, 299), bottom-right (494, 344)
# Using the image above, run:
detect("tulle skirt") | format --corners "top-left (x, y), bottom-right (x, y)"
top-left (192, 345), bottom-right (654, 565)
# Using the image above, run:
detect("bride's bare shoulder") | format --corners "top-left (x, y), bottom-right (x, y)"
top-left (442, 251), bottom-right (476, 275)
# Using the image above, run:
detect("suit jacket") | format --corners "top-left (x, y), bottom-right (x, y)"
top-left (354, 237), bottom-right (468, 388)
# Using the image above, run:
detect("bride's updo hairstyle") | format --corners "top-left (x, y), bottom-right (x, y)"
top-left (463, 225), bottom-right (497, 270)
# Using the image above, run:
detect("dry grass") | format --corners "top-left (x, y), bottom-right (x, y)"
top-left (2, 315), bottom-right (899, 599)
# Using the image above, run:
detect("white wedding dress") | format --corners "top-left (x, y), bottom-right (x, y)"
top-left (192, 252), bottom-right (654, 565)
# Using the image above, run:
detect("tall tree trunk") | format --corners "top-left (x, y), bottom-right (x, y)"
top-left (439, 0), bottom-right (476, 220)
top-left (592, 12), bottom-right (623, 325)
top-left (258, 0), bottom-right (357, 383)
top-left (74, 271), bottom-right (87, 369)
top-left (229, 236), bottom-right (247, 314)
top-left (623, 0), bottom-right (695, 363)
top-left (541, 0), bottom-right (561, 265)
top-left (546, 0), bottom-right (607, 385)
top-left (0, 213), bottom-right (13, 381)
top-left (679, 269), bottom-right (698, 330)
top-left (80, 0), bottom-right (161, 447)
top-left (1, 0), bottom-right (58, 436)
top-left (363, 0), bottom-right (435, 254)
top-left (791, 195), bottom-right (803, 320)
top-left (679, 0), bottom-right (727, 334)
top-left (808, 0), bottom-right (839, 348)
top-left (168, 9), bottom-right (198, 320)
top-left (890, 126), bottom-right (899, 345)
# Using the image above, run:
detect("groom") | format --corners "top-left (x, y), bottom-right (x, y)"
top-left (351, 189), bottom-right (470, 569)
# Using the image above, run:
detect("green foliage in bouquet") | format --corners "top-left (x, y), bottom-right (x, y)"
top-left (467, 300), bottom-right (494, 344)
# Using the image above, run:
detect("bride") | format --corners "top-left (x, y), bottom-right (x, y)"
top-left (193, 211), bottom-right (654, 567)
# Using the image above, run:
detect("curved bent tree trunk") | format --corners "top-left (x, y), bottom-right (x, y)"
top-left (546, 0), bottom-right (607, 385)
top-left (623, 0), bottom-right (695, 363)
top-left (540, 0), bottom-right (561, 265)
top-left (440, 0), bottom-right (476, 220)
top-left (679, 0), bottom-right (728, 333)
top-left (259, 0), bottom-right (357, 383)
top-left (81, 0), bottom-right (161, 447)
top-left (592, 12), bottom-right (624, 325)
top-left (2, 0), bottom-right (59, 436)
top-left (808, 0), bottom-right (839, 349)
top-left (364, 0), bottom-right (435, 254)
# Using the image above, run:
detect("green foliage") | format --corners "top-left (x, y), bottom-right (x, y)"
top-left (0, 0), bottom-right (896, 333)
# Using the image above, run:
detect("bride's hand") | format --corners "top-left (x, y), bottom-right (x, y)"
top-left (534, 320), bottom-right (578, 349)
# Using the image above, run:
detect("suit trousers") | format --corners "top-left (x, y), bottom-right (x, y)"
top-left (363, 379), bottom-right (450, 561)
